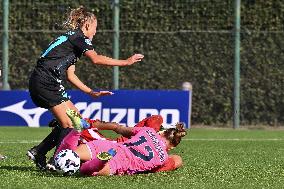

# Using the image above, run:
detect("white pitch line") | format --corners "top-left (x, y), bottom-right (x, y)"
top-left (0, 140), bottom-right (42, 144)
top-left (0, 138), bottom-right (284, 144)
top-left (184, 138), bottom-right (284, 141)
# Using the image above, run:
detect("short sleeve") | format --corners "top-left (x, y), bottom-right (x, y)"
top-left (70, 36), bottom-right (94, 54)
top-left (131, 127), bottom-right (155, 135)
top-left (131, 127), bottom-right (141, 135)
top-left (150, 157), bottom-right (175, 172)
top-left (134, 115), bottom-right (163, 132)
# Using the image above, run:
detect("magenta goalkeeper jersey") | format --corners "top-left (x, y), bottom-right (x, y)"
top-left (86, 127), bottom-right (169, 175)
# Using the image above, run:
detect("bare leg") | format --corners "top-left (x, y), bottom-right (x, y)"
top-left (50, 100), bottom-right (80, 129)
top-left (55, 130), bottom-right (81, 155)
top-left (80, 158), bottom-right (110, 176)
top-left (74, 144), bottom-right (92, 161)
top-left (75, 143), bottom-right (115, 176)
top-left (50, 100), bottom-right (81, 153)
top-left (27, 100), bottom-right (80, 170)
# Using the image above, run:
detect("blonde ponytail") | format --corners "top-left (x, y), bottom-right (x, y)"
top-left (63, 6), bottom-right (96, 30)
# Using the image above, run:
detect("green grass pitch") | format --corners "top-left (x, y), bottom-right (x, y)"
top-left (0, 127), bottom-right (284, 189)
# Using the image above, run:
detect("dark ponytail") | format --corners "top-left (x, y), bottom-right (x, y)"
top-left (163, 123), bottom-right (187, 147)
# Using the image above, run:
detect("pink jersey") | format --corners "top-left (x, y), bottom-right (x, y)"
top-left (85, 127), bottom-right (168, 175)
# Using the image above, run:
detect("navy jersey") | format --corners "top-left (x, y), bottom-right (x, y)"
top-left (36, 28), bottom-right (94, 83)
top-left (29, 29), bottom-right (94, 108)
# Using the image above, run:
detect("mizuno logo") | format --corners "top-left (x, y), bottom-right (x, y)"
top-left (0, 100), bottom-right (48, 127)
top-left (0, 101), bottom-right (181, 128)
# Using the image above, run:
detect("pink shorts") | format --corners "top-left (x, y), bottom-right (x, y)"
top-left (86, 140), bottom-right (133, 175)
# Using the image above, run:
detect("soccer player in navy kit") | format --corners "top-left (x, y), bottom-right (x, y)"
top-left (27, 6), bottom-right (144, 169)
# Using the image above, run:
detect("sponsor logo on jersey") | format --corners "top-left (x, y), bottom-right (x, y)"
top-left (85, 38), bottom-right (93, 46)
top-left (146, 130), bottom-right (166, 162)
top-left (66, 31), bottom-right (75, 35)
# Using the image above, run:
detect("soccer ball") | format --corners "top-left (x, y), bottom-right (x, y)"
top-left (54, 149), bottom-right (80, 175)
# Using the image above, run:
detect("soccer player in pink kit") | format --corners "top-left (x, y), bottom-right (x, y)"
top-left (55, 109), bottom-right (187, 176)
top-left (80, 114), bottom-right (164, 143)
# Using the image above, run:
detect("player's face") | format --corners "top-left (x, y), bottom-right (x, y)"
top-left (83, 18), bottom-right (97, 41)
top-left (89, 18), bottom-right (97, 38)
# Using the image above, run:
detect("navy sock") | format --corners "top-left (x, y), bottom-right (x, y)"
top-left (36, 126), bottom-right (61, 155)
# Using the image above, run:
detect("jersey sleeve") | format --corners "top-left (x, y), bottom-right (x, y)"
top-left (131, 127), bottom-right (156, 135)
top-left (150, 157), bottom-right (176, 172)
top-left (134, 115), bottom-right (163, 132)
top-left (70, 36), bottom-right (94, 54)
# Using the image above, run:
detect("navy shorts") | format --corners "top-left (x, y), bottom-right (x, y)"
top-left (29, 69), bottom-right (69, 109)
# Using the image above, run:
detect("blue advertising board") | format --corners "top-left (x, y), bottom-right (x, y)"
top-left (0, 90), bottom-right (192, 128)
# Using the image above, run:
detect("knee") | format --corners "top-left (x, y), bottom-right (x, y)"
top-left (60, 119), bottom-right (73, 128)
top-left (147, 115), bottom-right (163, 127)
top-left (150, 115), bottom-right (163, 122)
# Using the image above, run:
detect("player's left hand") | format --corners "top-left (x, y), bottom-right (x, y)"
top-left (89, 90), bottom-right (114, 98)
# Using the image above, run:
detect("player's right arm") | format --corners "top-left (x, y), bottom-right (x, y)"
top-left (113, 126), bottom-right (135, 138)
top-left (92, 121), bottom-right (121, 131)
top-left (84, 50), bottom-right (144, 66)
top-left (91, 121), bottom-right (135, 138)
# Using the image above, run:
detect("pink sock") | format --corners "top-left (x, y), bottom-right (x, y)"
top-left (55, 129), bottom-right (80, 156)
top-left (80, 158), bottom-right (108, 175)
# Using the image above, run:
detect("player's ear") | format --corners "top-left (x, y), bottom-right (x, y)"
top-left (85, 23), bottom-right (89, 31)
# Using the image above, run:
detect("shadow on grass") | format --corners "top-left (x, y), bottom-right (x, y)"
top-left (0, 165), bottom-right (103, 178)
top-left (43, 171), bottom-right (90, 178)
top-left (0, 165), bottom-right (36, 172)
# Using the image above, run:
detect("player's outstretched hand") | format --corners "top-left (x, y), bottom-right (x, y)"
top-left (127, 54), bottom-right (144, 65)
top-left (89, 91), bottom-right (114, 98)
